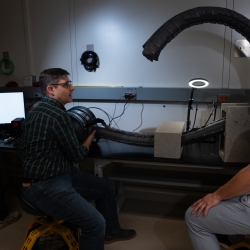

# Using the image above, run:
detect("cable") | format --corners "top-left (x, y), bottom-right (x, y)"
top-left (80, 51), bottom-right (99, 72)
top-left (213, 103), bottom-right (217, 121)
top-left (88, 107), bottom-right (112, 124)
top-left (115, 102), bottom-right (130, 129)
top-left (109, 99), bottom-right (131, 127)
top-left (204, 101), bottom-right (217, 126)
top-left (111, 96), bottom-right (133, 128)
top-left (133, 103), bottom-right (144, 132)
top-left (191, 104), bottom-right (198, 130)
top-left (0, 58), bottom-right (15, 75)
top-left (111, 96), bottom-right (124, 127)
top-left (204, 109), bottom-right (214, 126)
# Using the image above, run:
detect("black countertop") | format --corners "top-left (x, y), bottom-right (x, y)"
top-left (89, 139), bottom-right (247, 168)
top-left (1, 138), bottom-right (247, 169)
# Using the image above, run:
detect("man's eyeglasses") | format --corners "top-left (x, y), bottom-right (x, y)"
top-left (50, 81), bottom-right (73, 89)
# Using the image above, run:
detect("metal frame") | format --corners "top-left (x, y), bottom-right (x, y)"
top-left (1, 87), bottom-right (250, 103)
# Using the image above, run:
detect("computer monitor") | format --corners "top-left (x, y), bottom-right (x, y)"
top-left (0, 92), bottom-right (25, 124)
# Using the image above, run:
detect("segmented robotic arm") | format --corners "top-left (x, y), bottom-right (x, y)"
top-left (67, 106), bottom-right (225, 147)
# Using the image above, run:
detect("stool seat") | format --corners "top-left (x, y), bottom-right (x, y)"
top-left (19, 189), bottom-right (79, 250)
top-left (19, 189), bottom-right (47, 217)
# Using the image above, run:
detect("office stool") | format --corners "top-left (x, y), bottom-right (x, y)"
top-left (228, 236), bottom-right (250, 250)
top-left (19, 190), bottom-right (79, 250)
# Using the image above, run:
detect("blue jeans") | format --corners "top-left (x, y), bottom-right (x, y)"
top-left (21, 166), bottom-right (120, 250)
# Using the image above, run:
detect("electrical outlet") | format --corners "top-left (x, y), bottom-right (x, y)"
top-left (125, 92), bottom-right (136, 100)
top-left (217, 94), bottom-right (230, 103)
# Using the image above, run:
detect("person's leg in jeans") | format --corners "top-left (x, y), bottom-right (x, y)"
top-left (21, 173), bottom-right (106, 250)
top-left (70, 167), bottom-right (136, 244)
top-left (70, 165), bottom-right (120, 234)
top-left (185, 195), bottom-right (250, 250)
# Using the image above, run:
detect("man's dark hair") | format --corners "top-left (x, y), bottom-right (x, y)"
top-left (39, 68), bottom-right (70, 96)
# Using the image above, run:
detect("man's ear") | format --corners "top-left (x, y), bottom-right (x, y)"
top-left (47, 85), bottom-right (55, 96)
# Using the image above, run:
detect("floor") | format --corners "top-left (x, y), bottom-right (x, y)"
top-left (105, 200), bottom-right (194, 250)
top-left (0, 175), bottom-right (230, 250)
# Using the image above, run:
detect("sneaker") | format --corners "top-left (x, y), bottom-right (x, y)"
top-left (105, 228), bottom-right (136, 244)
top-left (0, 210), bottom-right (22, 230)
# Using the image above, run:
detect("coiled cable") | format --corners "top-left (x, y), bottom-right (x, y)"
top-left (80, 51), bottom-right (99, 72)
top-left (0, 58), bottom-right (15, 75)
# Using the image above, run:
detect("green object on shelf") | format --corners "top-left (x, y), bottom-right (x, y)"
top-left (0, 58), bottom-right (15, 75)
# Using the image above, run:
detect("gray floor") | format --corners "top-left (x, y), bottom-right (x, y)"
top-left (105, 200), bottom-right (194, 250)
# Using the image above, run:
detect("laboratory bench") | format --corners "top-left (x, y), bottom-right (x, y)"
top-left (0, 138), bottom-right (248, 211)
top-left (88, 138), bottom-right (247, 210)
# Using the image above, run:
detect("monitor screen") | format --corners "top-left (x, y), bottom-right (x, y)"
top-left (0, 92), bottom-right (25, 124)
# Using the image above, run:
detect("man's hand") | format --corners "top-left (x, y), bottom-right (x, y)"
top-left (190, 164), bottom-right (250, 218)
top-left (191, 192), bottom-right (222, 217)
top-left (82, 130), bottom-right (96, 150)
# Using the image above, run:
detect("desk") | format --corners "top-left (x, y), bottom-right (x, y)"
top-left (89, 139), bottom-right (247, 211)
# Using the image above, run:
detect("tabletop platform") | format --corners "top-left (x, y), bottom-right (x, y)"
top-left (89, 138), bottom-right (246, 168)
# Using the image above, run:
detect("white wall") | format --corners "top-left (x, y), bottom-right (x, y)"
top-left (2, 0), bottom-right (250, 88)
top-left (1, 0), bottom-right (249, 131)
top-left (26, 0), bottom-right (229, 88)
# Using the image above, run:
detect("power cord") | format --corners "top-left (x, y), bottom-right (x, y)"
top-left (88, 107), bottom-right (112, 125)
top-left (91, 94), bottom-right (142, 131)
top-left (191, 104), bottom-right (198, 130)
top-left (88, 106), bottom-right (120, 130)
top-left (111, 96), bottom-right (125, 128)
top-left (109, 98), bottom-right (131, 127)
top-left (204, 102), bottom-right (217, 126)
top-left (213, 102), bottom-right (217, 121)
top-left (114, 102), bottom-right (131, 129)
top-left (133, 103), bottom-right (144, 132)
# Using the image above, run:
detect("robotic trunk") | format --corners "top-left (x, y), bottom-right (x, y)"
top-left (67, 106), bottom-right (230, 160)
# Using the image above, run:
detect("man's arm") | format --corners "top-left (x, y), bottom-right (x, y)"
top-left (82, 130), bottom-right (96, 150)
top-left (191, 164), bottom-right (250, 217)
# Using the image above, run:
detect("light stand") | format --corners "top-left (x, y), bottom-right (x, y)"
top-left (186, 78), bottom-right (209, 132)
top-left (186, 88), bottom-right (195, 132)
